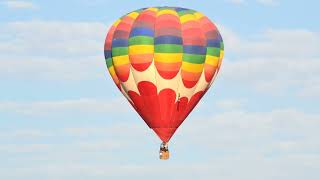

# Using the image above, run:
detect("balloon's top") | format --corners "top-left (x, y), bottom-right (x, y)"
top-left (126, 7), bottom-right (198, 12)
top-left (123, 7), bottom-right (208, 19)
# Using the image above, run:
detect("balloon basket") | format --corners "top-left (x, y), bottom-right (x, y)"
top-left (159, 142), bottom-right (169, 160)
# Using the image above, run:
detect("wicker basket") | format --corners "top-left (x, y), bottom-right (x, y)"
top-left (160, 150), bottom-right (170, 160)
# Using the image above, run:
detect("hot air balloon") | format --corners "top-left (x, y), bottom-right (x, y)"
top-left (104, 7), bottom-right (224, 160)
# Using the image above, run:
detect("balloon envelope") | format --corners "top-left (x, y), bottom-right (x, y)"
top-left (104, 7), bottom-right (224, 142)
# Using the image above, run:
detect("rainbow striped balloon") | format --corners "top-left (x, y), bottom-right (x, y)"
top-left (104, 7), bottom-right (224, 143)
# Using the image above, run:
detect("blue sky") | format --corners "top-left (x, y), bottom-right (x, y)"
top-left (0, 0), bottom-right (319, 179)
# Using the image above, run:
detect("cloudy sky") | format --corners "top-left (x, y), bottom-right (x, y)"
top-left (0, 0), bottom-right (319, 179)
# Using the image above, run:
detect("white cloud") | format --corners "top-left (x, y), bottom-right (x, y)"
top-left (0, 130), bottom-right (51, 140)
top-left (0, 21), bottom-right (107, 57)
top-left (257, 0), bottom-right (278, 5)
top-left (0, 56), bottom-right (105, 81)
top-left (1, 159), bottom-right (319, 180)
top-left (63, 123), bottom-right (147, 137)
top-left (226, 0), bottom-right (279, 6)
top-left (215, 99), bottom-right (247, 109)
top-left (3, 0), bottom-right (37, 9)
top-left (298, 85), bottom-right (320, 98)
top-left (226, 0), bottom-right (246, 5)
top-left (0, 143), bottom-right (51, 153)
top-left (0, 21), bottom-right (111, 81)
top-left (176, 108), bottom-right (320, 178)
top-left (0, 98), bottom-right (130, 117)
top-left (0, 108), bottom-right (319, 180)
top-left (220, 57), bottom-right (320, 96)
top-left (219, 26), bottom-right (320, 58)
top-left (216, 25), bottom-right (320, 97)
